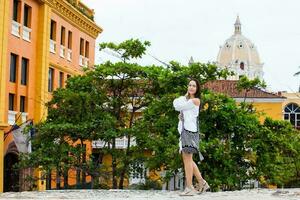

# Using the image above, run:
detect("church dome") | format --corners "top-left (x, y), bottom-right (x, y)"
top-left (216, 16), bottom-right (264, 80)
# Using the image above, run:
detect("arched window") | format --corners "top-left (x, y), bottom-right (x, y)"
top-left (284, 103), bottom-right (300, 128)
top-left (240, 62), bottom-right (244, 70)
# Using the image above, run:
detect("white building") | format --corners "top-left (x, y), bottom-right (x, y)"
top-left (216, 16), bottom-right (264, 80)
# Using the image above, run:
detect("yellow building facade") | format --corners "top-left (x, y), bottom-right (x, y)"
top-left (0, 0), bottom-right (102, 192)
top-left (204, 80), bottom-right (286, 122)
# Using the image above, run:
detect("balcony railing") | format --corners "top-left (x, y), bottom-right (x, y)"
top-left (50, 39), bottom-right (56, 53)
top-left (21, 112), bottom-right (28, 123)
top-left (60, 45), bottom-right (66, 58)
top-left (79, 55), bottom-right (84, 66)
top-left (67, 49), bottom-right (72, 61)
top-left (11, 20), bottom-right (21, 37)
top-left (84, 57), bottom-right (89, 67)
top-left (8, 110), bottom-right (18, 125)
top-left (79, 55), bottom-right (89, 67)
top-left (92, 137), bottom-right (136, 149)
top-left (22, 26), bottom-right (31, 42)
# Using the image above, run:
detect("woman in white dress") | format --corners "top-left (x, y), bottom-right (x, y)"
top-left (173, 78), bottom-right (210, 196)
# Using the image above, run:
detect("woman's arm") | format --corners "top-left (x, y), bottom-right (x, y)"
top-left (173, 96), bottom-right (195, 111)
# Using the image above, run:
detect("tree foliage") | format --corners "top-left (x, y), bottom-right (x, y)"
top-left (18, 39), bottom-right (300, 191)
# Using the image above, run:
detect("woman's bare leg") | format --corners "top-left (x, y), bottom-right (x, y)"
top-left (182, 152), bottom-right (193, 187)
top-left (192, 161), bottom-right (204, 184)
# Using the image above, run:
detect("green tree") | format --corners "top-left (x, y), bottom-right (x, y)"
top-left (237, 75), bottom-right (266, 102)
top-left (135, 61), bottom-right (237, 189)
top-left (96, 39), bottom-right (158, 189)
top-left (18, 74), bottom-right (115, 189)
top-left (252, 118), bottom-right (300, 187)
top-left (18, 38), bottom-right (300, 192)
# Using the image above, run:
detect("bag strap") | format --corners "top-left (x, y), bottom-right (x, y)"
top-left (196, 116), bottom-right (199, 133)
top-left (180, 111), bottom-right (184, 130)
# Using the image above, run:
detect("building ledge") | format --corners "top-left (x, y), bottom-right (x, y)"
top-left (41, 0), bottom-right (102, 39)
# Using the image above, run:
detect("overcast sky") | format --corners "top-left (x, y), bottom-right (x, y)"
top-left (83, 0), bottom-right (300, 93)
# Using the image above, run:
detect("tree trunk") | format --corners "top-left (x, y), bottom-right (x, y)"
top-left (81, 140), bottom-right (86, 189)
top-left (118, 160), bottom-right (127, 189)
top-left (112, 138), bottom-right (118, 189)
top-left (81, 169), bottom-right (86, 189)
top-left (76, 167), bottom-right (81, 189)
top-left (63, 170), bottom-right (68, 189)
top-left (243, 90), bottom-right (249, 103)
top-left (56, 168), bottom-right (60, 190)
top-left (91, 175), bottom-right (94, 189)
top-left (119, 110), bottom-right (135, 189)
top-left (46, 170), bottom-right (51, 190)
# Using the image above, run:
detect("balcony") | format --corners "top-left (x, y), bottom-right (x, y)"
top-left (8, 110), bottom-right (18, 125)
top-left (21, 112), bottom-right (28, 123)
top-left (60, 45), bottom-right (66, 58)
top-left (92, 137), bottom-right (136, 149)
top-left (84, 57), bottom-right (89, 67)
top-left (50, 39), bottom-right (56, 53)
top-left (11, 20), bottom-right (21, 37)
top-left (67, 49), bottom-right (72, 61)
top-left (79, 55), bottom-right (84, 66)
top-left (22, 26), bottom-right (31, 42)
top-left (79, 55), bottom-right (89, 67)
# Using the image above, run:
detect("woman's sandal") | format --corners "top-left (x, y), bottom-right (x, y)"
top-left (195, 180), bottom-right (210, 194)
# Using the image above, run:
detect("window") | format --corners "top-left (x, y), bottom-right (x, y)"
top-left (23, 4), bottom-right (32, 27)
top-left (60, 26), bottom-right (65, 46)
top-left (240, 62), bottom-right (244, 70)
top-left (13, 0), bottom-right (20, 22)
top-left (130, 160), bottom-right (146, 183)
top-left (68, 31), bottom-right (72, 49)
top-left (59, 72), bottom-right (64, 88)
top-left (21, 58), bottom-right (28, 85)
top-left (20, 96), bottom-right (26, 112)
top-left (48, 68), bottom-right (54, 92)
top-left (67, 74), bottom-right (71, 79)
top-left (10, 53), bottom-right (17, 83)
top-left (225, 42), bottom-right (230, 49)
top-left (80, 38), bottom-right (84, 56)
top-left (9, 93), bottom-right (15, 111)
top-left (284, 103), bottom-right (300, 128)
top-left (50, 20), bottom-right (56, 40)
top-left (85, 41), bottom-right (89, 58)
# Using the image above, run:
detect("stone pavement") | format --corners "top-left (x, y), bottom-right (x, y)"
top-left (0, 189), bottom-right (300, 200)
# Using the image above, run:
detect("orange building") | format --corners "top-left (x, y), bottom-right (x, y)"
top-left (0, 0), bottom-right (102, 192)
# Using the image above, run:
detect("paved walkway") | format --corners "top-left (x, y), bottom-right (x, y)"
top-left (0, 189), bottom-right (300, 200)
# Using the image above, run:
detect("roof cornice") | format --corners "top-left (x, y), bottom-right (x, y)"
top-left (41, 0), bottom-right (103, 39)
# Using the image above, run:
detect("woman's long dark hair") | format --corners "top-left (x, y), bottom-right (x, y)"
top-left (187, 78), bottom-right (200, 99)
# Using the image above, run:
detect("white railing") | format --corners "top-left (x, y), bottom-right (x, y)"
top-left (129, 162), bottom-right (146, 185)
top-left (60, 45), bottom-right (65, 58)
top-left (8, 110), bottom-right (18, 125)
top-left (50, 39), bottom-right (56, 53)
top-left (84, 57), bottom-right (89, 67)
top-left (22, 26), bottom-right (31, 42)
top-left (21, 112), bottom-right (28, 123)
top-left (11, 20), bottom-right (21, 37)
top-left (79, 55), bottom-right (84, 66)
top-left (92, 137), bottom-right (136, 149)
top-left (67, 49), bottom-right (72, 61)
